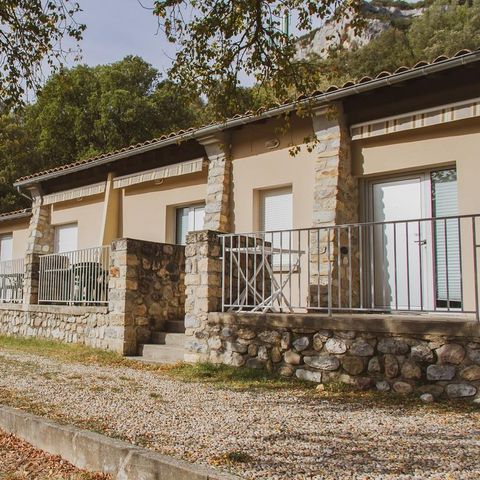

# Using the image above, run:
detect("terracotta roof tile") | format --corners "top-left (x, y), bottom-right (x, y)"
top-left (15, 48), bottom-right (480, 185)
top-left (0, 208), bottom-right (32, 221)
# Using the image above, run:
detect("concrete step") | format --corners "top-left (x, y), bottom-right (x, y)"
top-left (137, 344), bottom-right (185, 364)
top-left (165, 319), bottom-right (185, 333)
top-left (151, 332), bottom-right (186, 347)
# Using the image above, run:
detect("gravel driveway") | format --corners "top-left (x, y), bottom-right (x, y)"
top-left (0, 349), bottom-right (479, 480)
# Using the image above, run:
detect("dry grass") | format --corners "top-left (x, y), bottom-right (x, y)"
top-left (0, 334), bottom-right (478, 413)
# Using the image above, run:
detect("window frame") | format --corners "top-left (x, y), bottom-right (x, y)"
top-left (175, 203), bottom-right (206, 245)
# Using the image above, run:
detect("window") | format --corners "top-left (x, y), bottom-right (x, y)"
top-left (176, 204), bottom-right (205, 245)
top-left (260, 187), bottom-right (293, 266)
top-left (0, 234), bottom-right (13, 262)
top-left (54, 223), bottom-right (78, 253)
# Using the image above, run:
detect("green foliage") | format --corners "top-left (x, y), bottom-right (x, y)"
top-left (0, 0), bottom-right (85, 108)
top-left (153, 0), bottom-right (365, 117)
top-left (0, 109), bottom-right (40, 212)
top-left (28, 56), bottom-right (203, 169)
top-left (408, 0), bottom-right (480, 60)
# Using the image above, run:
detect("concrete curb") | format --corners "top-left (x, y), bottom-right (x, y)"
top-left (0, 405), bottom-right (241, 480)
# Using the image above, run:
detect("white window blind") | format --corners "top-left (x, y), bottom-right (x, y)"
top-left (261, 188), bottom-right (293, 232)
top-left (261, 188), bottom-right (293, 266)
top-left (176, 204), bottom-right (205, 245)
top-left (0, 234), bottom-right (13, 262)
top-left (54, 223), bottom-right (78, 253)
top-left (432, 169), bottom-right (460, 303)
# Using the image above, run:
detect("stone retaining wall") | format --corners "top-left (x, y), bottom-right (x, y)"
top-left (205, 312), bottom-right (480, 400)
top-left (109, 238), bottom-right (185, 353)
top-left (0, 304), bottom-right (118, 350)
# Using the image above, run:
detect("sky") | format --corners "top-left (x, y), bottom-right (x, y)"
top-left (64, 0), bottom-right (176, 77)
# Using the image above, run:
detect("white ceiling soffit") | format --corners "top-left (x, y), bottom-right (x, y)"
top-left (113, 158), bottom-right (206, 190)
top-left (43, 182), bottom-right (106, 206)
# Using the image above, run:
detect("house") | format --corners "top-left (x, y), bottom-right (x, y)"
top-left (1, 48), bottom-right (480, 397)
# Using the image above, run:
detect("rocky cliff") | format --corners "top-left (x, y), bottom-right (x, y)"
top-left (296, 1), bottom-right (424, 60)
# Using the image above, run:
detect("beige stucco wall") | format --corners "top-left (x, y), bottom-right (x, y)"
top-left (231, 116), bottom-right (316, 233)
top-left (121, 171), bottom-right (208, 244)
top-left (351, 119), bottom-right (480, 216)
top-left (50, 195), bottom-right (105, 249)
top-left (0, 219), bottom-right (30, 259)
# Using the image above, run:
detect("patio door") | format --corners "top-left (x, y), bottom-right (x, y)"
top-left (370, 175), bottom-right (433, 311)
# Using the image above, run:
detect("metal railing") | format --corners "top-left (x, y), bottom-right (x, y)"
top-left (220, 214), bottom-right (480, 318)
top-left (0, 258), bottom-right (24, 303)
top-left (39, 246), bottom-right (110, 306)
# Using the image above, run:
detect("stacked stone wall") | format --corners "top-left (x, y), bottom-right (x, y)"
top-left (109, 238), bottom-right (186, 354)
top-left (0, 305), bottom-right (121, 351)
top-left (204, 312), bottom-right (480, 400)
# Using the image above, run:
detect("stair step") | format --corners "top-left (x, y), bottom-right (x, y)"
top-left (165, 319), bottom-right (185, 333)
top-left (151, 332), bottom-right (185, 347)
top-left (137, 344), bottom-right (185, 364)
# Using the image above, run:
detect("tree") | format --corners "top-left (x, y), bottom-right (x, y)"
top-left (0, 1), bottom-right (85, 108)
top-left (0, 109), bottom-right (39, 212)
top-left (27, 56), bottom-right (203, 168)
top-left (153, 0), bottom-right (365, 116)
top-left (408, 0), bottom-right (480, 60)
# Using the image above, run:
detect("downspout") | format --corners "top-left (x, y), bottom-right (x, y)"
top-left (16, 184), bottom-right (32, 202)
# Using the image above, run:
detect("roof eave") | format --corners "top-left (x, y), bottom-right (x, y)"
top-left (0, 209), bottom-right (32, 223)
top-left (14, 50), bottom-right (480, 188)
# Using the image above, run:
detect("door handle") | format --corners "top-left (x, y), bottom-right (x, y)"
top-left (414, 239), bottom-right (427, 246)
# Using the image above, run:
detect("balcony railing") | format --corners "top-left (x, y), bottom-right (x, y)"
top-left (39, 246), bottom-right (110, 306)
top-left (220, 214), bottom-right (480, 319)
top-left (0, 258), bottom-right (24, 303)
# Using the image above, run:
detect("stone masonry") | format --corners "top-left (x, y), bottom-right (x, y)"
top-left (184, 230), bottom-right (223, 362)
top-left (199, 134), bottom-right (232, 233)
top-left (23, 190), bottom-right (55, 305)
top-left (205, 312), bottom-right (480, 401)
top-left (0, 304), bottom-right (115, 350)
top-left (310, 105), bottom-right (359, 309)
top-left (109, 238), bottom-right (186, 355)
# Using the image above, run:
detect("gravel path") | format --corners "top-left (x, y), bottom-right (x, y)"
top-left (0, 429), bottom-right (110, 479)
top-left (0, 350), bottom-right (479, 480)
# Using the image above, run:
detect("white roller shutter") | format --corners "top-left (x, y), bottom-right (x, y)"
top-left (54, 223), bottom-right (78, 253)
top-left (261, 188), bottom-right (293, 267)
top-left (261, 188), bottom-right (293, 232)
top-left (0, 234), bottom-right (13, 262)
top-left (432, 170), bottom-right (460, 303)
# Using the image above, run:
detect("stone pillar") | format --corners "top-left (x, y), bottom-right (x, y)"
top-left (108, 239), bottom-right (137, 355)
top-left (310, 105), bottom-right (359, 309)
top-left (108, 238), bottom-right (187, 355)
top-left (199, 134), bottom-right (232, 232)
top-left (23, 189), bottom-right (55, 305)
top-left (184, 230), bottom-right (222, 362)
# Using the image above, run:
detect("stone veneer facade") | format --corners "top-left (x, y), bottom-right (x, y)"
top-left (200, 134), bottom-right (232, 233)
top-left (109, 238), bottom-right (185, 354)
top-left (184, 230), bottom-right (222, 361)
top-left (0, 304), bottom-right (117, 350)
top-left (205, 312), bottom-right (480, 400)
top-left (23, 191), bottom-right (56, 305)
